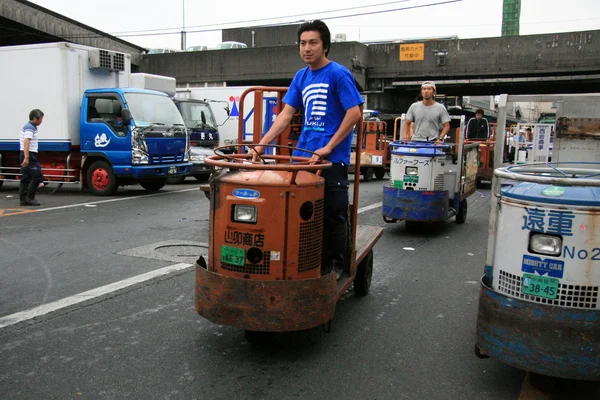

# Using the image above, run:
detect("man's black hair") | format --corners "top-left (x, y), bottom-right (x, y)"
top-left (29, 109), bottom-right (44, 120)
top-left (297, 20), bottom-right (331, 57)
top-left (526, 127), bottom-right (532, 132)
top-left (475, 108), bottom-right (484, 115)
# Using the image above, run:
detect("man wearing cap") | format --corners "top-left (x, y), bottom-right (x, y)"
top-left (403, 81), bottom-right (451, 142)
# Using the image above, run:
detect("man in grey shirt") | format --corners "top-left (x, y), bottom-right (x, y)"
top-left (404, 81), bottom-right (451, 141)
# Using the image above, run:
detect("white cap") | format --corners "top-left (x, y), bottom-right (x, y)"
top-left (421, 81), bottom-right (436, 91)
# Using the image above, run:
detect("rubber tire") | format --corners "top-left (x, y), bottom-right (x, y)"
top-left (87, 160), bottom-right (118, 196)
top-left (363, 168), bottom-right (374, 182)
top-left (529, 372), bottom-right (560, 392)
top-left (354, 250), bottom-right (373, 296)
top-left (193, 174), bottom-right (209, 182)
top-left (244, 330), bottom-right (272, 344)
top-left (405, 220), bottom-right (420, 233)
top-left (375, 168), bottom-right (386, 180)
top-left (140, 179), bottom-right (167, 192)
top-left (166, 175), bottom-right (186, 184)
top-left (456, 199), bottom-right (468, 224)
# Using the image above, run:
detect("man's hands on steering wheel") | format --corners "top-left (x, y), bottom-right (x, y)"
top-left (309, 146), bottom-right (332, 164)
top-left (250, 143), bottom-right (327, 165)
top-left (249, 145), bottom-right (265, 162)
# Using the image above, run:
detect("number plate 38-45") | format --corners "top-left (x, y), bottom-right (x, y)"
top-left (522, 273), bottom-right (559, 299)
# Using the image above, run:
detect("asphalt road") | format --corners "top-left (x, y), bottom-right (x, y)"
top-left (0, 177), bottom-right (598, 399)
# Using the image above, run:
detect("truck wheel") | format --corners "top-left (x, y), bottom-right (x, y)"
top-left (87, 161), bottom-right (117, 196)
top-left (375, 168), bottom-right (386, 180)
top-left (354, 250), bottom-right (373, 296)
top-left (456, 199), bottom-right (468, 224)
top-left (140, 179), bottom-right (167, 192)
top-left (166, 175), bottom-right (186, 184)
top-left (363, 168), bottom-right (374, 182)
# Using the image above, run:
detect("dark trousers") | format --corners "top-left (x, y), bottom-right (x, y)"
top-left (19, 152), bottom-right (44, 184)
top-left (320, 163), bottom-right (350, 273)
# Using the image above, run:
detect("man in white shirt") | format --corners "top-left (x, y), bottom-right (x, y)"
top-left (19, 109), bottom-right (45, 206)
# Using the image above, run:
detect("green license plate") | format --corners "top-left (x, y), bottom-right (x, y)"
top-left (403, 175), bottom-right (418, 183)
top-left (221, 245), bottom-right (245, 266)
top-left (521, 273), bottom-right (559, 299)
top-left (168, 166), bottom-right (177, 175)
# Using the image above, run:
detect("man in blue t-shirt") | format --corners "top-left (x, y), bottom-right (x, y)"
top-left (251, 20), bottom-right (363, 278)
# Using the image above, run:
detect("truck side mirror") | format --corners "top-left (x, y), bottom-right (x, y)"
top-left (224, 105), bottom-right (230, 116)
top-left (201, 110), bottom-right (207, 125)
top-left (121, 108), bottom-right (132, 126)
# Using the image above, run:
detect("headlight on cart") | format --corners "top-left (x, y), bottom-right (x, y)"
top-left (233, 205), bottom-right (257, 224)
top-left (405, 166), bottom-right (418, 175)
top-left (529, 233), bottom-right (562, 256)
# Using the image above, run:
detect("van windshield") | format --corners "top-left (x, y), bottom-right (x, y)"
top-left (124, 93), bottom-right (185, 127)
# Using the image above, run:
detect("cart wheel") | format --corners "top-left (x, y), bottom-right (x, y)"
top-left (474, 344), bottom-right (489, 359)
top-left (363, 168), bottom-right (374, 182)
top-left (456, 199), bottom-right (468, 224)
top-left (405, 220), bottom-right (420, 233)
top-left (529, 372), bottom-right (560, 392)
top-left (140, 179), bottom-right (167, 192)
top-left (244, 330), bottom-right (270, 344)
top-left (375, 168), bottom-right (386, 180)
top-left (354, 250), bottom-right (373, 296)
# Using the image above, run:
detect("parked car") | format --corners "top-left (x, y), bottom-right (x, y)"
top-left (213, 41), bottom-right (247, 50)
top-left (187, 45), bottom-right (208, 51)
top-left (147, 48), bottom-right (179, 54)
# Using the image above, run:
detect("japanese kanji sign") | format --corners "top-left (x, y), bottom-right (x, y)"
top-left (400, 43), bottom-right (425, 61)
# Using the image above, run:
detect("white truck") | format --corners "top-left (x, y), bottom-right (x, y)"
top-left (175, 86), bottom-right (279, 150)
top-left (0, 42), bottom-right (191, 195)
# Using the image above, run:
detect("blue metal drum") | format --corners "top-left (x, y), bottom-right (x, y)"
top-left (476, 163), bottom-right (600, 380)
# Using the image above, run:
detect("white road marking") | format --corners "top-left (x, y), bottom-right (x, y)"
top-left (0, 262), bottom-right (193, 329)
top-left (357, 202), bottom-right (382, 214)
top-left (35, 188), bottom-right (199, 213)
top-left (1, 198), bottom-right (382, 329)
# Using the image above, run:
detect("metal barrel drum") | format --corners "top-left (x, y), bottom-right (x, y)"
top-left (476, 162), bottom-right (600, 380)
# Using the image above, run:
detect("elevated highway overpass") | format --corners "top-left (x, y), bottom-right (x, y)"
top-left (140, 29), bottom-right (600, 112)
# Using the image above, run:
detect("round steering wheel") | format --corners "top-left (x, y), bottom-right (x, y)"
top-left (206, 144), bottom-right (333, 171)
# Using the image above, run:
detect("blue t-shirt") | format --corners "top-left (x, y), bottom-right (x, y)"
top-left (283, 61), bottom-right (363, 164)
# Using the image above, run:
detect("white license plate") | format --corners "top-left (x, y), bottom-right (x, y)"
top-left (168, 166), bottom-right (177, 175)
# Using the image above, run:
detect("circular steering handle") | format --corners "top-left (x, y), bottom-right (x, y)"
top-left (205, 144), bottom-right (333, 171)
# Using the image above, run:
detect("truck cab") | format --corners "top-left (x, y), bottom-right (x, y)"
top-left (81, 88), bottom-right (191, 194)
top-left (169, 98), bottom-right (222, 183)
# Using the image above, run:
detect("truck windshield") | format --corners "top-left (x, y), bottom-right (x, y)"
top-left (179, 101), bottom-right (217, 129)
top-left (124, 93), bottom-right (185, 127)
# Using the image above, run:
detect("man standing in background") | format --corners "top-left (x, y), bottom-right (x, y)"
top-left (466, 108), bottom-right (490, 139)
top-left (404, 81), bottom-right (450, 142)
top-left (19, 109), bottom-right (45, 206)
